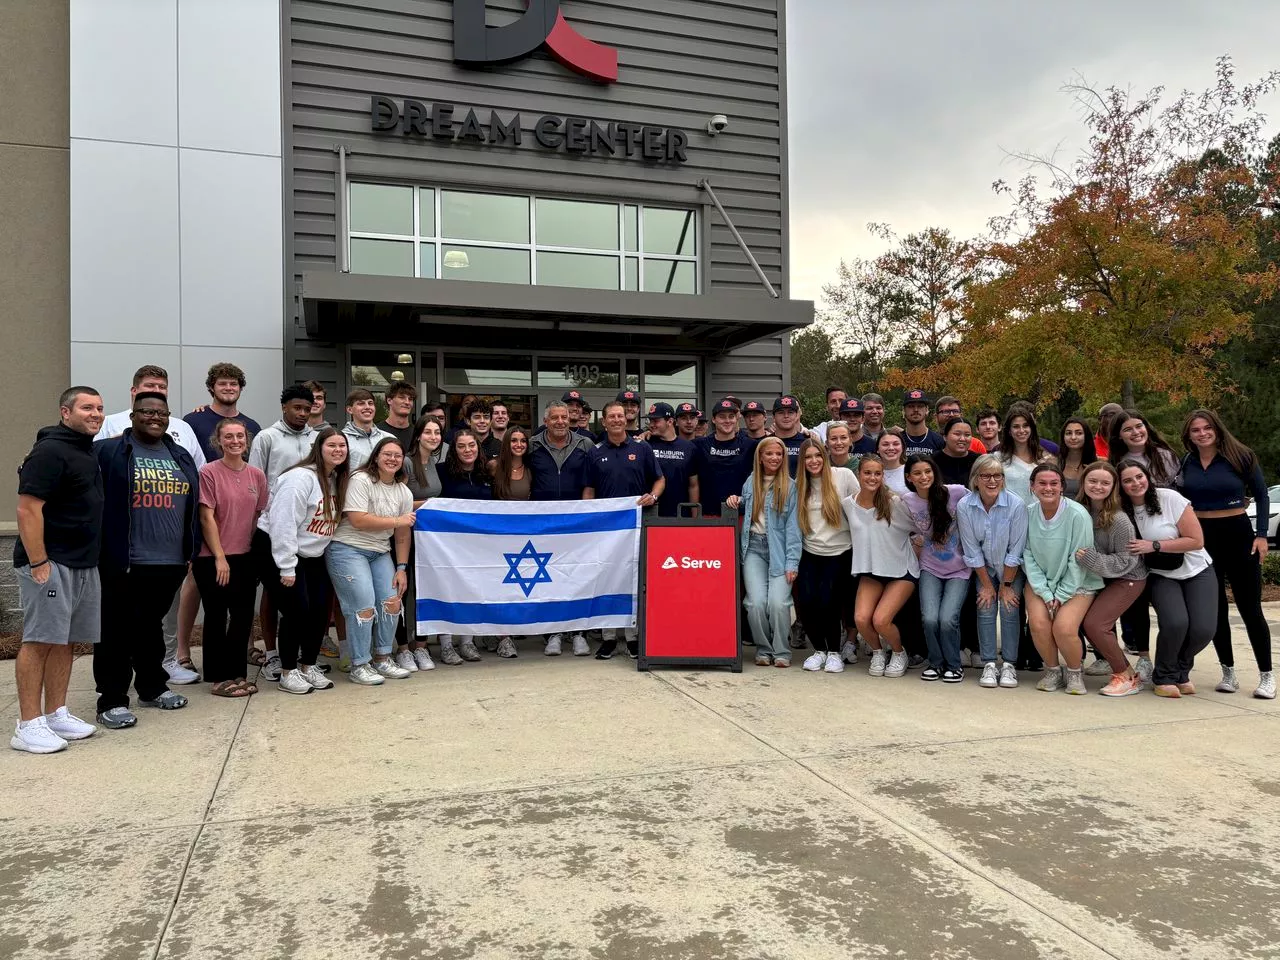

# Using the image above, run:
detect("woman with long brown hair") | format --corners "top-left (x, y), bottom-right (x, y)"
top-left (393, 415), bottom-right (448, 674)
top-left (725, 437), bottom-right (800, 667)
top-left (1178, 409), bottom-right (1273, 699)
top-left (1107, 410), bottom-right (1179, 487)
top-left (1073, 461), bottom-right (1145, 697)
top-left (844, 454), bottom-right (920, 679)
top-left (492, 426), bottom-right (533, 503)
top-left (793, 438), bottom-right (858, 673)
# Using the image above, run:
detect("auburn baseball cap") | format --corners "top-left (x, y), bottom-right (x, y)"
top-left (840, 398), bottom-right (865, 415)
top-left (675, 402), bottom-right (697, 416)
top-left (743, 400), bottom-right (766, 415)
top-left (711, 399), bottom-right (738, 415)
top-left (562, 389), bottom-right (585, 404)
top-left (696, 410), bottom-right (707, 422)
top-left (616, 390), bottom-right (640, 403)
top-left (723, 395), bottom-right (742, 409)
top-left (903, 388), bottom-right (933, 406)
top-left (647, 401), bottom-right (675, 419)
top-left (773, 395), bottom-right (800, 413)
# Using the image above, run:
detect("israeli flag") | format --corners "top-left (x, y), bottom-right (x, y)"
top-left (414, 498), bottom-right (641, 637)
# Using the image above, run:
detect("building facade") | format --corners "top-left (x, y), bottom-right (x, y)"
top-left (1, 0), bottom-right (809, 620)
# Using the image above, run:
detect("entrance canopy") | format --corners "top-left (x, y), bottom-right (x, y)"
top-left (301, 272), bottom-right (813, 355)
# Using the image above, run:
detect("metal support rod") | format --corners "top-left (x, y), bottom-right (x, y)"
top-left (697, 178), bottom-right (779, 298)
top-left (336, 145), bottom-right (349, 273)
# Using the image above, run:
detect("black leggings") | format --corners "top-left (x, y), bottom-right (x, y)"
top-left (254, 531), bottom-right (332, 671)
top-left (794, 550), bottom-right (851, 653)
top-left (192, 554), bottom-right (257, 683)
top-left (1201, 514), bottom-right (1272, 672)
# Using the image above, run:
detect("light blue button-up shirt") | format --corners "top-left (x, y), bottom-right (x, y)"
top-left (957, 488), bottom-right (1027, 572)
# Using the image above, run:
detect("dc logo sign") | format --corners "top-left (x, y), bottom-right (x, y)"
top-left (453, 1), bottom-right (620, 84)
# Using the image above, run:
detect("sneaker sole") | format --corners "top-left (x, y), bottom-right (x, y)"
top-left (97, 716), bottom-right (137, 730)
top-left (979, 680), bottom-right (998, 688)
top-left (10, 736), bottom-right (67, 754)
top-left (1100, 687), bottom-right (1143, 698)
top-left (941, 675), bottom-right (964, 683)
top-left (279, 685), bottom-right (314, 695)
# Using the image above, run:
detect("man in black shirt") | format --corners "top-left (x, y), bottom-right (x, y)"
top-left (674, 402), bottom-right (699, 442)
top-left (646, 402), bottom-right (701, 517)
top-left (902, 388), bottom-right (945, 458)
top-left (771, 395), bottom-right (805, 477)
top-left (12, 387), bottom-right (106, 753)
top-left (377, 381), bottom-right (417, 450)
top-left (467, 399), bottom-right (502, 466)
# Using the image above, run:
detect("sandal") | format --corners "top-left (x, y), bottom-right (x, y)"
top-left (247, 647), bottom-right (267, 667)
top-left (211, 679), bottom-right (255, 698)
top-left (177, 657), bottom-right (202, 680)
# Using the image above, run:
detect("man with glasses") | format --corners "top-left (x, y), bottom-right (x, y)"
top-left (934, 395), bottom-right (987, 454)
top-left (94, 393), bottom-right (202, 728)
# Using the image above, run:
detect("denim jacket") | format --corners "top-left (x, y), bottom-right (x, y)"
top-left (738, 477), bottom-right (802, 576)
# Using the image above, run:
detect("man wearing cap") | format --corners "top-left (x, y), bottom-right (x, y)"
top-left (615, 390), bottom-right (645, 438)
top-left (584, 401), bottom-right (665, 659)
top-left (838, 398), bottom-right (878, 457)
top-left (742, 401), bottom-right (769, 439)
top-left (902, 388), bottom-right (946, 459)
top-left (771, 396), bottom-right (806, 477)
top-left (694, 401), bottom-right (760, 518)
top-left (674, 402), bottom-right (700, 442)
top-left (646, 402), bottom-right (701, 517)
top-left (694, 410), bottom-right (710, 439)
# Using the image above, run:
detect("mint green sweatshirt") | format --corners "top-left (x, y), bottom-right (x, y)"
top-left (1024, 499), bottom-right (1104, 603)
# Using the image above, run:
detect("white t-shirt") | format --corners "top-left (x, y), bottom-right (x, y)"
top-left (842, 494), bottom-right (921, 578)
top-left (334, 472), bottom-right (413, 553)
top-left (1131, 488), bottom-right (1212, 580)
top-left (883, 465), bottom-right (908, 496)
top-left (802, 469), bottom-right (859, 556)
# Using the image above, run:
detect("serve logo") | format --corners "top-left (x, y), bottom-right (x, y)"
top-left (661, 555), bottom-right (723, 570)
top-left (453, 0), bottom-right (619, 84)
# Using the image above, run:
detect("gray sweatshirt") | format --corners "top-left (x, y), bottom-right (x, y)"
top-left (1076, 509), bottom-right (1147, 581)
top-left (249, 419), bottom-right (317, 493)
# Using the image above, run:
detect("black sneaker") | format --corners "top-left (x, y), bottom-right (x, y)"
top-left (626, 640), bottom-right (639, 659)
top-left (595, 639), bottom-right (618, 660)
top-left (907, 654), bottom-right (927, 670)
top-left (941, 668), bottom-right (964, 683)
top-left (314, 662), bottom-right (332, 674)
top-left (920, 667), bottom-right (941, 681)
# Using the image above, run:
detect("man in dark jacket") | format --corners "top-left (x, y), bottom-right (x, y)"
top-left (11, 387), bottom-right (106, 754)
top-left (93, 393), bottom-right (202, 729)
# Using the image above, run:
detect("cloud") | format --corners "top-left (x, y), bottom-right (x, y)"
top-left (786, 0), bottom-right (1280, 301)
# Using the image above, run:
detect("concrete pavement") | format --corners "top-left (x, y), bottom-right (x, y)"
top-left (1, 612), bottom-right (1277, 960)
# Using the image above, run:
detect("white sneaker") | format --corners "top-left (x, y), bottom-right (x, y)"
top-left (545, 634), bottom-right (563, 656)
top-left (163, 657), bottom-right (200, 685)
top-left (261, 656), bottom-right (282, 682)
top-left (394, 649), bottom-right (419, 673)
top-left (823, 652), bottom-right (845, 673)
top-left (1216, 665), bottom-right (1238, 693)
top-left (278, 669), bottom-right (314, 695)
top-left (572, 634), bottom-right (590, 657)
top-left (44, 707), bottom-right (96, 740)
top-left (496, 637), bottom-right (518, 659)
top-left (1085, 657), bottom-right (1114, 676)
top-left (412, 648), bottom-right (435, 671)
top-left (11, 716), bottom-right (68, 754)
top-left (300, 664), bottom-right (334, 690)
top-left (999, 663), bottom-right (1019, 688)
top-left (1135, 657), bottom-right (1154, 688)
top-left (1255, 671), bottom-right (1276, 700)
top-left (979, 663), bottom-right (999, 688)
top-left (868, 649), bottom-right (888, 677)
top-left (348, 663), bottom-right (384, 685)
top-left (373, 658), bottom-right (411, 679)
top-left (840, 640), bottom-right (858, 664)
top-left (802, 652), bottom-right (826, 672)
top-left (884, 650), bottom-right (909, 678)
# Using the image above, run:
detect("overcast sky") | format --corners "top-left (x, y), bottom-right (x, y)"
top-left (785, 0), bottom-right (1280, 303)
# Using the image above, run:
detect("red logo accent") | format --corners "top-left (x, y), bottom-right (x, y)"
top-left (628, 454), bottom-right (637, 461)
top-left (453, 1), bottom-right (619, 84)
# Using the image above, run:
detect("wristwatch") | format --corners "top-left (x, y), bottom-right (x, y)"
top-left (1151, 541), bottom-right (1162, 553)
top-left (396, 562), bottom-right (408, 571)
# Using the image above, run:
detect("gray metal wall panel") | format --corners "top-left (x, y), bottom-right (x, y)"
top-left (286, 0), bottom-right (789, 388)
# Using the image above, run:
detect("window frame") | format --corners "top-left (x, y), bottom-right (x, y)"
top-left (346, 183), bottom-right (699, 293)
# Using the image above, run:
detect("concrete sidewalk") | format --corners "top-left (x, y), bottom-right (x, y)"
top-left (1, 613), bottom-right (1277, 960)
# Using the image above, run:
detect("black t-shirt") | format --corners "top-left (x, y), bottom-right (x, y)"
top-left (648, 436), bottom-right (700, 517)
top-left (14, 425), bottom-right (105, 568)
top-left (776, 432), bottom-right (805, 477)
top-left (694, 431), bottom-right (760, 517)
top-left (377, 419), bottom-right (414, 453)
top-left (937, 451), bottom-right (980, 487)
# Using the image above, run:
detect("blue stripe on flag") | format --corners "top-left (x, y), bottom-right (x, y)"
top-left (415, 508), bottom-right (637, 535)
top-left (417, 594), bottom-right (633, 625)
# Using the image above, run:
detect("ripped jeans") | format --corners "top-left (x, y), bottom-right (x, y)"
top-left (325, 541), bottom-right (401, 667)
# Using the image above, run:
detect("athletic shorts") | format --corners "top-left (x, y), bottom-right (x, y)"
top-left (857, 571), bottom-right (919, 586)
top-left (16, 562), bottom-right (101, 645)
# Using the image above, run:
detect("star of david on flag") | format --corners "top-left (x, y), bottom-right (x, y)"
top-left (413, 498), bottom-right (641, 637)
top-left (503, 540), bottom-right (553, 597)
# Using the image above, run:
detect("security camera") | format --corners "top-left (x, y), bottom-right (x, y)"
top-left (707, 114), bottom-right (729, 136)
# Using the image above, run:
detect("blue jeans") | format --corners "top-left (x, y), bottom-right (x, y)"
top-left (743, 534), bottom-right (792, 662)
top-left (975, 569), bottom-right (1024, 665)
top-left (325, 541), bottom-right (399, 666)
top-left (919, 572), bottom-right (969, 671)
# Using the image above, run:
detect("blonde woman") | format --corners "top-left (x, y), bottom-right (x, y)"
top-left (725, 437), bottom-right (800, 667)
top-left (794, 438), bottom-right (859, 673)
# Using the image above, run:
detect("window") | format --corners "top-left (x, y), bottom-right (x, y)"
top-left (348, 185), bottom-right (698, 293)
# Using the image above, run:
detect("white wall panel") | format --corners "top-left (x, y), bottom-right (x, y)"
top-left (179, 149), bottom-right (283, 349)
top-left (71, 139), bottom-right (180, 345)
top-left (70, 0), bottom-right (177, 146)
top-left (178, 345), bottom-right (284, 427)
top-left (178, 0), bottom-right (281, 157)
top-left (71, 341), bottom-right (183, 416)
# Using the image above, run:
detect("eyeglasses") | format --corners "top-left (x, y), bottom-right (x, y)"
top-left (978, 473), bottom-right (1004, 481)
top-left (133, 410), bottom-right (169, 420)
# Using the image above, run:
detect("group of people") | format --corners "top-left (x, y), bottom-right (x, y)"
top-left (10, 367), bottom-right (1274, 756)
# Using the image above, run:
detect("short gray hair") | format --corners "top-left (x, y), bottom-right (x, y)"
top-left (969, 453), bottom-right (1004, 491)
top-left (543, 400), bottom-right (569, 418)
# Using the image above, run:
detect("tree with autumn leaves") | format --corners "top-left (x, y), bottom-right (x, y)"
top-left (812, 58), bottom-right (1280, 417)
